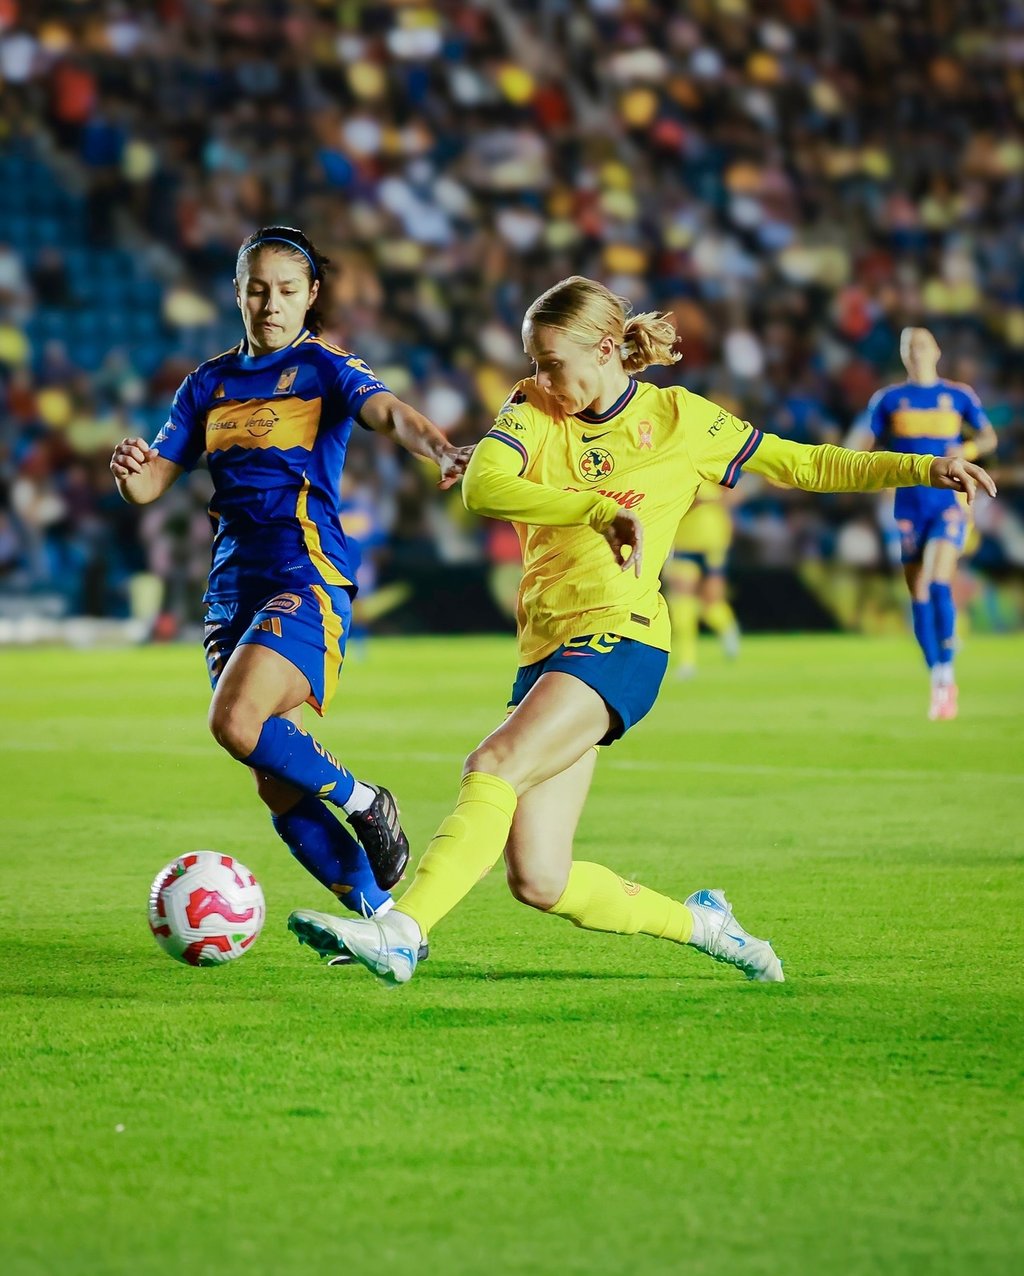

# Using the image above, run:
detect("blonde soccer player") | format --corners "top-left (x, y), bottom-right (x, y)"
top-left (288, 277), bottom-right (997, 985)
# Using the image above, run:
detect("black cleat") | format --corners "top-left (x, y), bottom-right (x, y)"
top-left (328, 942), bottom-right (429, 968)
top-left (346, 785), bottom-right (410, 890)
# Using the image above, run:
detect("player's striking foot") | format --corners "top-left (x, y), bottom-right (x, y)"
top-left (685, 888), bottom-right (784, 982)
top-left (329, 941), bottom-right (429, 967)
top-left (345, 785), bottom-right (409, 890)
top-left (940, 682), bottom-right (959, 720)
top-left (288, 908), bottom-right (422, 985)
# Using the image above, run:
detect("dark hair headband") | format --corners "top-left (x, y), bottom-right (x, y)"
top-left (239, 236), bottom-right (318, 279)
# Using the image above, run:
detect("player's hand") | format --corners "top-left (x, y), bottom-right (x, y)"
top-left (110, 437), bottom-right (158, 480)
top-left (929, 456), bottom-right (997, 506)
top-left (602, 510), bottom-right (643, 577)
top-left (437, 444), bottom-right (475, 490)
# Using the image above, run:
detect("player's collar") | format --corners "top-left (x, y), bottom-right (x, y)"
top-left (575, 378), bottom-right (637, 424)
top-left (237, 328), bottom-right (309, 367)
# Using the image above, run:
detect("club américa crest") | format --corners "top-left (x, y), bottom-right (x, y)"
top-left (579, 446), bottom-right (615, 482)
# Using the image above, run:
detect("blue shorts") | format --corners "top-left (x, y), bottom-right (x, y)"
top-left (203, 584), bottom-right (352, 716)
top-left (509, 634), bottom-right (668, 745)
top-left (895, 501), bottom-right (968, 565)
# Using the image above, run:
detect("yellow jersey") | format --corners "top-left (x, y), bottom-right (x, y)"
top-left (464, 376), bottom-right (935, 666)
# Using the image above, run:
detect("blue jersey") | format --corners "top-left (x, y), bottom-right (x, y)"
top-left (153, 329), bottom-right (389, 602)
top-left (867, 378), bottom-right (990, 517)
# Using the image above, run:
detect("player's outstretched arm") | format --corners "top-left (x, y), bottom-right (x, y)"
top-left (110, 438), bottom-right (183, 505)
top-left (745, 434), bottom-right (996, 506)
top-left (358, 391), bottom-right (472, 489)
top-left (463, 434), bottom-right (620, 529)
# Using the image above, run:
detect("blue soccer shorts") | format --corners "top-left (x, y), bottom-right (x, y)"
top-left (897, 504), bottom-right (968, 565)
top-left (509, 633), bottom-right (669, 745)
top-left (203, 584), bottom-right (352, 716)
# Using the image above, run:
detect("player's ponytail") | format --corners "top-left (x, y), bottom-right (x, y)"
top-left (524, 275), bottom-right (680, 374)
top-left (620, 311), bottom-right (681, 374)
top-left (235, 226), bottom-right (332, 334)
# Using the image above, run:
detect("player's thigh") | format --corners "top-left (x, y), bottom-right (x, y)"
top-left (468, 671), bottom-right (612, 795)
top-left (902, 560), bottom-right (928, 601)
top-left (664, 556), bottom-right (701, 596)
top-left (212, 641), bottom-right (311, 725)
top-left (505, 748), bottom-right (598, 909)
top-left (702, 570), bottom-right (727, 604)
top-left (925, 536), bottom-right (961, 583)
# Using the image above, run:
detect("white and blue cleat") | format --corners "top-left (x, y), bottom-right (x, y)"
top-left (288, 908), bottom-right (422, 986)
top-left (685, 888), bottom-right (784, 983)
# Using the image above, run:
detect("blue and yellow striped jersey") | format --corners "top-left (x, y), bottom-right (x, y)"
top-left (153, 329), bottom-right (389, 601)
top-left (868, 379), bottom-right (989, 457)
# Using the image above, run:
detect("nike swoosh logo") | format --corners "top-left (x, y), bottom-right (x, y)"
top-left (580, 431), bottom-right (611, 443)
top-left (726, 933), bottom-right (746, 947)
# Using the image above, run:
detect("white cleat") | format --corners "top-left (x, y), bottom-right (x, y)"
top-left (288, 908), bottom-right (421, 986)
top-left (685, 888), bottom-right (784, 983)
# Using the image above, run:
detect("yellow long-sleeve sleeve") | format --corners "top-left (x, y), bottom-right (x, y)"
top-left (463, 435), bottom-right (621, 530)
top-left (746, 434), bottom-right (935, 492)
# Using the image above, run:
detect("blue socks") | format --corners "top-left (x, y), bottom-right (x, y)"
top-left (911, 585), bottom-right (956, 679)
top-left (272, 795), bottom-right (391, 917)
top-left (911, 600), bottom-right (939, 669)
top-left (245, 717), bottom-right (357, 806)
top-left (930, 582), bottom-right (956, 668)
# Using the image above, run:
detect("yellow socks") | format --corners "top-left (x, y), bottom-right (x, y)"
top-left (546, 861), bottom-right (693, 944)
top-left (397, 771), bottom-right (517, 936)
top-left (669, 594), bottom-right (699, 668)
top-left (702, 599), bottom-right (737, 636)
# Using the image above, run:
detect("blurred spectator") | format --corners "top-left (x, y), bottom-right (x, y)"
top-left (0, 0), bottom-right (1021, 624)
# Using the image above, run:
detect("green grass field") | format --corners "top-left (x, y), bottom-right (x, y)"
top-left (1, 634), bottom-right (1022, 1276)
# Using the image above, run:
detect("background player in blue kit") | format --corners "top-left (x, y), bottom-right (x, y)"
top-left (110, 226), bottom-right (470, 919)
top-left (860, 328), bottom-right (997, 720)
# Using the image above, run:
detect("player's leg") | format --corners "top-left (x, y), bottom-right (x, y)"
top-left (926, 536), bottom-right (962, 719)
top-left (506, 754), bottom-right (780, 979)
top-left (902, 515), bottom-right (942, 677)
top-left (208, 585), bottom-right (408, 887)
top-left (251, 708), bottom-right (392, 919)
top-left (288, 671), bottom-right (614, 980)
top-left (506, 749), bottom-right (691, 943)
top-left (699, 566), bottom-right (740, 660)
top-left (665, 555), bottom-right (701, 677)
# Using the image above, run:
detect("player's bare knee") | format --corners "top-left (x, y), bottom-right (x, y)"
top-left (464, 741), bottom-right (519, 784)
top-left (507, 867), bottom-right (566, 911)
top-left (208, 698), bottom-right (262, 760)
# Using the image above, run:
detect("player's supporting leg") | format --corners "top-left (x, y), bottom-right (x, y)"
top-left (700, 571), bottom-right (740, 661)
top-left (925, 539), bottom-right (961, 718)
top-left (288, 673), bottom-right (610, 978)
top-left (209, 644), bottom-right (408, 886)
top-left (666, 559), bottom-right (701, 677)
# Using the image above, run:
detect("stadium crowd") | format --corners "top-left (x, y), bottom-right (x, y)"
top-left (1, 0), bottom-right (1022, 621)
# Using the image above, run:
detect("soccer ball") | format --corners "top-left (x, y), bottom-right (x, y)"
top-left (148, 851), bottom-right (265, 966)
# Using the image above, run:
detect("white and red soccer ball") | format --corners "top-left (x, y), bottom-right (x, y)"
top-left (148, 852), bottom-right (265, 966)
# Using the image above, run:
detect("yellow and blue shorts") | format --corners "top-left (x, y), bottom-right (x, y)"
top-left (509, 633), bottom-right (668, 745)
top-left (203, 583), bottom-right (351, 715)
